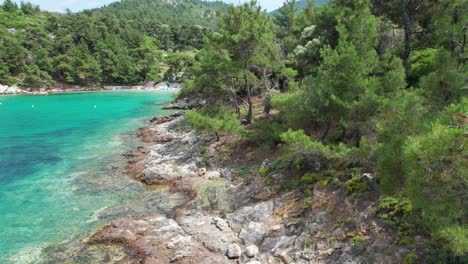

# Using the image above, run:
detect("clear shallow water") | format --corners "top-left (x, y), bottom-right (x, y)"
top-left (0, 91), bottom-right (175, 260)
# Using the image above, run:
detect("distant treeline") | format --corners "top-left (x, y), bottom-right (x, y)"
top-left (0, 0), bottom-right (228, 87)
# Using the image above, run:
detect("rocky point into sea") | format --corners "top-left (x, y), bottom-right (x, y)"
top-left (36, 112), bottom-right (421, 264)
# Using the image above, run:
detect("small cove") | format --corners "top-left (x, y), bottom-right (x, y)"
top-left (0, 91), bottom-right (185, 261)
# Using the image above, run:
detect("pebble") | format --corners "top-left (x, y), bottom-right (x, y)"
top-left (245, 245), bottom-right (259, 258)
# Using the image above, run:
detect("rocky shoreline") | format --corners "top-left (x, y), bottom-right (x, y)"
top-left (34, 113), bottom-right (417, 263)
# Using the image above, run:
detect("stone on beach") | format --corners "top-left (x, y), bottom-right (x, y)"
top-left (226, 244), bottom-right (242, 259)
top-left (246, 245), bottom-right (259, 258)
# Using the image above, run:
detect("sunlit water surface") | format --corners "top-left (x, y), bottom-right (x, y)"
top-left (0, 91), bottom-right (179, 261)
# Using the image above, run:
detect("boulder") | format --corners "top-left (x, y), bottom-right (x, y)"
top-left (239, 221), bottom-right (267, 245)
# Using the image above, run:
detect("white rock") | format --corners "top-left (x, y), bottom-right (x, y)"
top-left (245, 245), bottom-right (259, 258)
top-left (226, 244), bottom-right (241, 258)
top-left (206, 170), bottom-right (221, 179)
top-left (363, 173), bottom-right (374, 180)
top-left (198, 168), bottom-right (207, 176)
top-left (211, 216), bottom-right (228, 231)
top-left (246, 261), bottom-right (262, 264)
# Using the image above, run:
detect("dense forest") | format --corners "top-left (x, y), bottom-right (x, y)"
top-left (178, 0), bottom-right (467, 262)
top-left (270, 0), bottom-right (330, 14)
top-left (0, 0), bottom-right (228, 87)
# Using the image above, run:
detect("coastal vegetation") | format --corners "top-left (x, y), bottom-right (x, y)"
top-left (178, 0), bottom-right (467, 262)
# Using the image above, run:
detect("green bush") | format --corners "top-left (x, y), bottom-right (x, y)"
top-left (301, 173), bottom-right (321, 184)
top-left (376, 197), bottom-right (418, 245)
top-left (345, 173), bottom-right (371, 195)
top-left (349, 236), bottom-right (366, 253)
top-left (404, 252), bottom-right (418, 264)
top-left (186, 109), bottom-right (244, 137)
top-left (194, 179), bottom-right (230, 212)
top-left (299, 197), bottom-right (314, 210)
top-left (247, 118), bottom-right (285, 147)
top-left (258, 166), bottom-right (268, 176)
top-left (437, 225), bottom-right (468, 256)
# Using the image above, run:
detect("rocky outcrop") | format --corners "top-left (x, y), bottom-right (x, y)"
top-left (0, 84), bottom-right (27, 94)
top-left (89, 214), bottom-right (227, 263)
top-left (119, 114), bottom-right (414, 264)
top-left (39, 113), bottom-right (415, 263)
top-left (162, 97), bottom-right (206, 110)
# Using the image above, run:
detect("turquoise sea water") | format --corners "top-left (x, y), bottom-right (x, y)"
top-left (0, 91), bottom-right (176, 260)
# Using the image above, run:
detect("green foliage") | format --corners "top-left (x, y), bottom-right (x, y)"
top-left (408, 48), bottom-right (439, 87)
top-left (349, 236), bottom-right (366, 252)
top-left (247, 118), bottom-right (285, 147)
top-left (0, 0), bottom-right (225, 87)
top-left (299, 197), bottom-right (314, 210)
top-left (270, 91), bottom-right (310, 130)
top-left (418, 50), bottom-right (465, 107)
top-left (301, 173), bottom-right (321, 184)
top-left (403, 121), bottom-right (467, 228)
top-left (404, 253), bottom-right (418, 264)
top-left (437, 226), bottom-right (468, 256)
top-left (194, 179), bottom-right (230, 212)
top-left (299, 0), bottom-right (406, 146)
top-left (258, 166), bottom-right (268, 177)
top-left (104, 0), bottom-right (227, 29)
top-left (186, 109), bottom-right (244, 137)
top-left (376, 197), bottom-right (418, 246)
top-left (344, 174), bottom-right (371, 196)
top-left (376, 90), bottom-right (428, 193)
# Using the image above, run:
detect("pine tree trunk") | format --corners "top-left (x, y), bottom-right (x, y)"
top-left (231, 78), bottom-right (240, 119)
top-left (401, 0), bottom-right (412, 77)
top-left (457, 25), bottom-right (466, 71)
top-left (245, 74), bottom-right (253, 125)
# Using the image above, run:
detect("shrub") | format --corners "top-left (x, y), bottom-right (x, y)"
top-left (247, 118), bottom-right (285, 147)
top-left (279, 129), bottom-right (351, 172)
top-left (300, 197), bottom-right (314, 210)
top-left (437, 225), bottom-right (468, 256)
top-left (186, 109), bottom-right (244, 138)
top-left (376, 196), bottom-right (418, 245)
top-left (194, 179), bottom-right (230, 212)
top-left (404, 252), bottom-right (418, 264)
top-left (258, 166), bottom-right (268, 176)
top-left (345, 173), bottom-right (371, 195)
top-left (301, 173), bottom-right (321, 184)
top-left (349, 236), bottom-right (365, 253)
